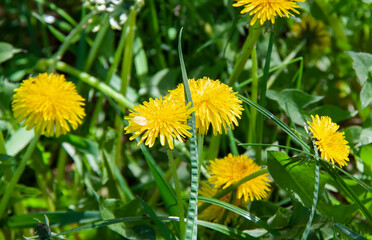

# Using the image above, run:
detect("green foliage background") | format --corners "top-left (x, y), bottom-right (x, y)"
top-left (1, 0), bottom-right (372, 239)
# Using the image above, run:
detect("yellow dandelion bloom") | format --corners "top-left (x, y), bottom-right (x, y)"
top-left (12, 73), bottom-right (85, 137)
top-left (307, 115), bottom-right (350, 168)
top-left (233, 0), bottom-right (305, 26)
top-left (208, 154), bottom-right (271, 202)
top-left (198, 181), bottom-right (248, 224)
top-left (167, 77), bottom-right (244, 135)
top-left (291, 15), bottom-right (330, 52)
top-left (124, 97), bottom-right (193, 149)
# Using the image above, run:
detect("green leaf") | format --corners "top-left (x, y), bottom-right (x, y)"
top-left (99, 198), bottom-right (153, 239)
top-left (335, 222), bottom-right (368, 240)
top-left (0, 42), bottom-right (22, 64)
top-left (360, 79), bottom-right (372, 109)
top-left (267, 89), bottom-right (323, 125)
top-left (198, 196), bottom-right (279, 236)
top-left (238, 94), bottom-right (311, 152)
top-left (0, 211), bottom-right (101, 228)
top-left (360, 127), bottom-right (372, 145)
top-left (196, 220), bottom-right (257, 239)
top-left (139, 143), bottom-right (179, 226)
top-left (179, 28), bottom-right (199, 240)
top-left (267, 151), bottom-right (314, 208)
top-left (344, 126), bottom-right (362, 147)
top-left (5, 127), bottom-right (34, 156)
top-left (360, 144), bottom-right (372, 175)
top-left (138, 197), bottom-right (175, 240)
top-left (346, 51), bottom-right (372, 85)
top-left (310, 105), bottom-right (358, 122)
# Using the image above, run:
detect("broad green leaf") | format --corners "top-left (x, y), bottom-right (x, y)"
top-left (360, 79), bottom-right (372, 109)
top-left (360, 127), bottom-right (372, 145)
top-left (361, 143), bottom-right (372, 171)
top-left (267, 151), bottom-right (314, 208)
top-left (346, 51), bottom-right (372, 85)
top-left (0, 211), bottom-right (101, 228)
top-left (267, 89), bottom-right (323, 125)
top-left (310, 105), bottom-right (358, 123)
top-left (5, 127), bottom-right (34, 156)
top-left (0, 42), bottom-right (22, 64)
top-left (344, 126), bottom-right (362, 147)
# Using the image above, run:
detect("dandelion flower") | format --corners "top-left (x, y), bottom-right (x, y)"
top-left (233, 0), bottom-right (305, 26)
top-left (307, 115), bottom-right (350, 167)
top-left (167, 77), bottom-right (244, 135)
top-left (198, 181), bottom-right (248, 224)
top-left (208, 154), bottom-right (270, 202)
top-left (291, 15), bottom-right (330, 52)
top-left (124, 97), bottom-right (193, 149)
top-left (12, 73), bottom-right (85, 137)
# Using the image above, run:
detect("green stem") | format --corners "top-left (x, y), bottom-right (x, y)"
top-left (89, 24), bottom-right (128, 132)
top-left (0, 133), bottom-right (41, 217)
top-left (198, 168), bottom-right (269, 213)
top-left (36, 2), bottom-right (51, 58)
top-left (83, 15), bottom-right (110, 72)
top-left (38, 59), bottom-right (133, 109)
top-left (256, 31), bottom-right (275, 164)
top-left (56, 146), bottom-right (68, 186)
top-left (267, 40), bottom-right (305, 89)
top-left (248, 47), bottom-right (258, 144)
top-left (48, 11), bottom-right (96, 71)
top-left (237, 57), bottom-right (304, 88)
top-left (228, 25), bottom-right (262, 86)
top-left (167, 149), bottom-right (185, 240)
top-left (0, 130), bottom-right (6, 154)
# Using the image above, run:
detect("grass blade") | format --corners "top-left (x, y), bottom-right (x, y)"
top-left (178, 28), bottom-right (199, 240)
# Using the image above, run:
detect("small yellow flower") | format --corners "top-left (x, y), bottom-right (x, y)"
top-left (307, 115), bottom-right (350, 168)
top-left (291, 15), bottom-right (330, 52)
top-left (167, 77), bottom-right (244, 135)
top-left (208, 154), bottom-right (271, 202)
top-left (124, 97), bottom-right (193, 149)
top-left (12, 73), bottom-right (85, 137)
top-left (233, 0), bottom-right (305, 26)
top-left (198, 181), bottom-right (248, 224)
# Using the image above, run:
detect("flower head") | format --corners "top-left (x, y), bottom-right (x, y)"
top-left (233, 0), bottom-right (305, 26)
top-left (124, 97), bottom-right (193, 149)
top-left (291, 15), bottom-right (330, 52)
top-left (167, 77), bottom-right (244, 135)
top-left (12, 73), bottom-right (85, 137)
top-left (307, 115), bottom-right (350, 167)
top-left (198, 181), bottom-right (248, 224)
top-left (208, 154), bottom-right (271, 202)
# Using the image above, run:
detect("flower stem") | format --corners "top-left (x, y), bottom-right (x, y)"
top-left (0, 133), bottom-right (40, 217)
top-left (167, 149), bottom-right (185, 240)
top-left (228, 25), bottom-right (262, 87)
top-left (256, 31), bottom-right (275, 164)
top-left (248, 47), bottom-right (258, 144)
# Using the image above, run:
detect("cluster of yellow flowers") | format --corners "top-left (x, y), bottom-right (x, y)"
top-left (124, 77), bottom-right (244, 149)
